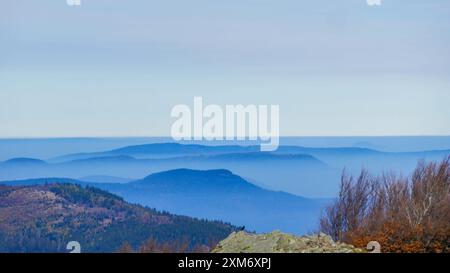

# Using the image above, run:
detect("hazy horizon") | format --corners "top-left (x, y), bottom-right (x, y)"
top-left (1, 136), bottom-right (450, 162)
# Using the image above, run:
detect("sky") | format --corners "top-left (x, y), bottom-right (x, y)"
top-left (1, 0), bottom-right (450, 137)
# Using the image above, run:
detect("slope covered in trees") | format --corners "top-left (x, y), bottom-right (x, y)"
top-left (0, 184), bottom-right (237, 253)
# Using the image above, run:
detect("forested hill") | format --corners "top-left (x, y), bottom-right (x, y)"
top-left (0, 184), bottom-right (237, 253)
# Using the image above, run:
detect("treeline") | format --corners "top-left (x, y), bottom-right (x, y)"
top-left (320, 157), bottom-right (450, 253)
top-left (0, 219), bottom-right (228, 253)
top-left (117, 237), bottom-right (215, 253)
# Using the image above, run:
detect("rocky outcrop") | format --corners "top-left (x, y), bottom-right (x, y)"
top-left (212, 231), bottom-right (365, 253)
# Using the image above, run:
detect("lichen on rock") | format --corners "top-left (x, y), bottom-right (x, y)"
top-left (212, 231), bottom-right (365, 253)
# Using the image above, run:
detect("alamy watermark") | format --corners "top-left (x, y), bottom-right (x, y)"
top-left (366, 0), bottom-right (382, 6)
top-left (367, 241), bottom-right (381, 253)
top-left (66, 0), bottom-right (81, 6)
top-left (171, 97), bottom-right (280, 151)
top-left (66, 241), bottom-right (81, 253)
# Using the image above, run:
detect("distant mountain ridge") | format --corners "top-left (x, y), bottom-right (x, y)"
top-left (2, 137), bottom-right (450, 161)
top-left (0, 148), bottom-right (333, 196)
top-left (50, 142), bottom-right (450, 162)
top-left (50, 143), bottom-right (258, 162)
top-left (1, 169), bottom-right (328, 234)
top-left (3, 158), bottom-right (47, 165)
top-left (111, 143), bottom-right (255, 155)
top-left (50, 143), bottom-right (380, 162)
top-left (1, 143), bottom-right (449, 197)
top-left (130, 169), bottom-right (265, 193)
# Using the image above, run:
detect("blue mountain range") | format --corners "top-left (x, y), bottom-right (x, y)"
top-left (1, 143), bottom-right (449, 197)
top-left (0, 169), bottom-right (329, 234)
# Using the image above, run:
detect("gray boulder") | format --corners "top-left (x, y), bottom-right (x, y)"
top-left (212, 231), bottom-right (365, 253)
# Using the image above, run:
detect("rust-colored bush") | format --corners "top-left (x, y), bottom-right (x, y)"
top-left (320, 157), bottom-right (450, 253)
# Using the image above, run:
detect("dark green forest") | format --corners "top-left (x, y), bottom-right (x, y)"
top-left (0, 184), bottom-right (237, 253)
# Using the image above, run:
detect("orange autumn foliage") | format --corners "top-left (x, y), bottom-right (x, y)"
top-left (320, 157), bottom-right (450, 253)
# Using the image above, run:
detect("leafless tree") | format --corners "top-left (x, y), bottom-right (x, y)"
top-left (320, 157), bottom-right (450, 252)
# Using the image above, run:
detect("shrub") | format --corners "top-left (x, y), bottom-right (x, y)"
top-left (320, 157), bottom-right (450, 253)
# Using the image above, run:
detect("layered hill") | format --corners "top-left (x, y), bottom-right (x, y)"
top-left (1, 169), bottom-right (329, 234)
top-left (0, 149), bottom-right (334, 197)
top-left (1, 143), bottom-right (449, 197)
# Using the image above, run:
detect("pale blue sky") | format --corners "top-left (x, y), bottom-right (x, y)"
top-left (1, 0), bottom-right (449, 137)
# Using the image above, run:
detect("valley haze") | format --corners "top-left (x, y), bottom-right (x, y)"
top-left (1, 137), bottom-right (449, 235)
